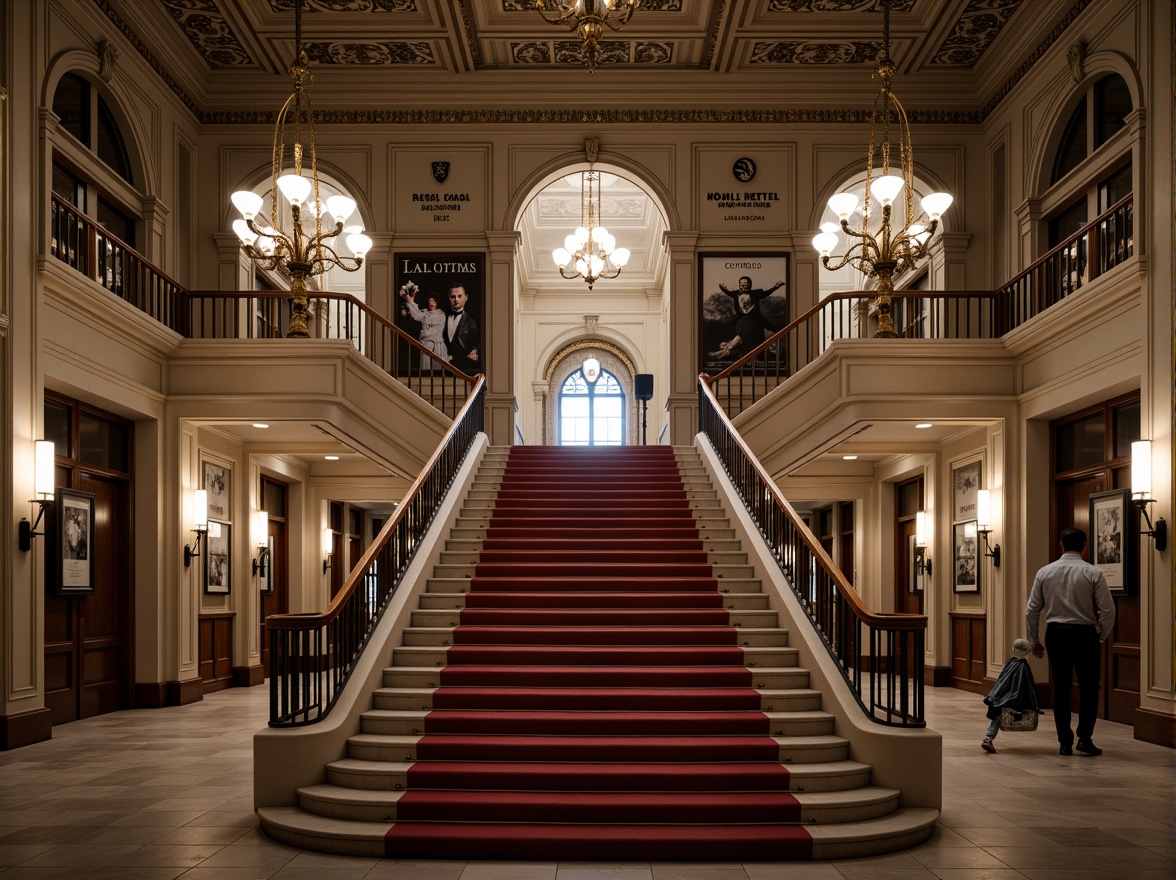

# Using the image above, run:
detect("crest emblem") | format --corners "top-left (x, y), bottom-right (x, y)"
top-left (432, 161), bottom-right (450, 185)
top-left (732, 157), bottom-right (756, 182)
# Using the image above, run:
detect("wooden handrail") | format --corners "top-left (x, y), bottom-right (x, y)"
top-left (698, 381), bottom-right (925, 632)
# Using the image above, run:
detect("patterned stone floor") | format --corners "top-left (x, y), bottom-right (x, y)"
top-left (0, 684), bottom-right (1172, 879)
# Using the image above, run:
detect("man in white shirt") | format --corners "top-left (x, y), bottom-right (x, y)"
top-left (1026, 527), bottom-right (1116, 756)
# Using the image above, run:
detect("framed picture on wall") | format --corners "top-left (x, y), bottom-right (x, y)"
top-left (394, 252), bottom-right (485, 377)
top-left (203, 461), bottom-right (230, 522)
top-left (205, 521), bottom-right (231, 595)
top-left (50, 488), bottom-right (95, 595)
top-left (698, 253), bottom-right (789, 373)
top-left (1089, 489), bottom-right (1133, 595)
top-left (953, 521), bottom-right (980, 593)
top-left (953, 461), bottom-right (981, 522)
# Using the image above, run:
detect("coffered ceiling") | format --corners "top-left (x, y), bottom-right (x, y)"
top-left (103, 0), bottom-right (1087, 116)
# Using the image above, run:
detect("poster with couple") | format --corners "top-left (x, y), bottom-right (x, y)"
top-left (394, 253), bottom-right (485, 378)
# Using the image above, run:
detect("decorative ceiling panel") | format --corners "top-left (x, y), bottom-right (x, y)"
top-left (930, 0), bottom-right (1023, 67)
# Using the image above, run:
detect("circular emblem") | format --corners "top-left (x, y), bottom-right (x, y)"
top-left (732, 157), bottom-right (757, 182)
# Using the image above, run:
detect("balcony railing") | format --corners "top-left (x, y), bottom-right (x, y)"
top-left (49, 193), bottom-right (475, 418)
top-left (267, 378), bottom-right (485, 727)
top-left (708, 194), bottom-right (1134, 417)
top-left (699, 381), bottom-right (926, 726)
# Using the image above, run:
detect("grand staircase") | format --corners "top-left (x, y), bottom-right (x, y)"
top-left (259, 445), bottom-right (937, 860)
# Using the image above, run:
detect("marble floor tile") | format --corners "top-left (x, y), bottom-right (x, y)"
top-left (0, 682), bottom-right (1169, 880)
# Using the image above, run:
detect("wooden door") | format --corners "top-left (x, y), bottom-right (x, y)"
top-left (259, 476), bottom-right (289, 676)
top-left (44, 458), bottom-right (133, 721)
top-left (1050, 395), bottom-right (1140, 727)
top-left (894, 477), bottom-right (923, 615)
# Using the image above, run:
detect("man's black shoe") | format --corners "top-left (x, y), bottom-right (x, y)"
top-left (1075, 739), bottom-right (1102, 756)
top-left (1059, 744), bottom-right (1073, 755)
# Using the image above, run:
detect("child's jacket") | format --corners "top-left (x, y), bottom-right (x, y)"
top-left (983, 656), bottom-right (1039, 720)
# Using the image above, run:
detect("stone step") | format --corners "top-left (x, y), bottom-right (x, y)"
top-left (408, 608), bottom-right (780, 629)
top-left (389, 644), bottom-right (801, 668)
top-left (415, 591), bottom-right (772, 611)
top-left (371, 685), bottom-right (824, 713)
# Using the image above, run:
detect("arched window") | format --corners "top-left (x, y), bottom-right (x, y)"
top-left (559, 358), bottom-right (625, 446)
top-left (1044, 73), bottom-right (1134, 284)
top-left (49, 71), bottom-right (141, 292)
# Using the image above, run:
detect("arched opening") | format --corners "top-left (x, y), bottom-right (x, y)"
top-left (513, 157), bottom-right (670, 446)
top-left (558, 358), bottom-right (626, 446)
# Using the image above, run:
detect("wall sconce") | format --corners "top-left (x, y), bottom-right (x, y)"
top-left (975, 489), bottom-right (1002, 567)
top-left (915, 510), bottom-right (932, 576)
top-left (18, 440), bottom-right (56, 552)
top-left (252, 510), bottom-right (270, 577)
top-left (323, 527), bottom-right (333, 574)
top-left (1131, 440), bottom-right (1167, 551)
top-left (184, 489), bottom-right (209, 568)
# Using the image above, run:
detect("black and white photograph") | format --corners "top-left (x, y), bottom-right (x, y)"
top-left (909, 534), bottom-right (926, 594)
top-left (1089, 488), bottom-right (1133, 595)
top-left (205, 521), bottom-right (231, 595)
top-left (204, 461), bottom-right (230, 521)
top-left (52, 488), bottom-right (95, 594)
top-left (395, 252), bottom-right (485, 377)
top-left (699, 254), bottom-right (789, 372)
top-left (953, 461), bottom-right (981, 522)
top-left (953, 521), bottom-right (979, 594)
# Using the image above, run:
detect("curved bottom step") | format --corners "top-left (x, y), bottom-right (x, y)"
top-left (258, 805), bottom-right (938, 861)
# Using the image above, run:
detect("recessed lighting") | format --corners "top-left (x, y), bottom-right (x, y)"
top-left (252, 423), bottom-right (269, 429)
top-left (324, 455), bottom-right (340, 461)
top-left (915, 423), bottom-right (933, 429)
top-left (842, 455), bottom-right (858, 460)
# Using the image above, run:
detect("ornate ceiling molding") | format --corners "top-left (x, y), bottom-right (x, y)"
top-left (544, 338), bottom-right (636, 381)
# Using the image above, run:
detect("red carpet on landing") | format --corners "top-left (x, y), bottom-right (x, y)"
top-left (384, 446), bottom-right (815, 861)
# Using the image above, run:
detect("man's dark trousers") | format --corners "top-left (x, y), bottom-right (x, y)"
top-left (1045, 622), bottom-right (1101, 745)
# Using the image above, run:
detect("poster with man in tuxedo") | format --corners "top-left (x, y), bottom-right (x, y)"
top-left (394, 253), bottom-right (484, 376)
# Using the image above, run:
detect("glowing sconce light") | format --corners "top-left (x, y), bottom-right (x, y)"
top-left (976, 489), bottom-right (1001, 567)
top-left (184, 489), bottom-right (209, 568)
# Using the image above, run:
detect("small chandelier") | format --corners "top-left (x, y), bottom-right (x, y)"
top-left (811, 0), bottom-right (952, 338)
top-left (535, 0), bottom-right (639, 73)
top-left (552, 142), bottom-right (630, 289)
top-left (229, 0), bottom-right (372, 338)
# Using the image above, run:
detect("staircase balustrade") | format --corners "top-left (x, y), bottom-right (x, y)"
top-left (699, 381), bottom-right (926, 727)
top-left (266, 378), bottom-right (485, 727)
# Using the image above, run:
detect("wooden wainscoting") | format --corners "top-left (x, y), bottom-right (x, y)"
top-left (949, 612), bottom-right (987, 694)
top-left (199, 612), bottom-right (235, 693)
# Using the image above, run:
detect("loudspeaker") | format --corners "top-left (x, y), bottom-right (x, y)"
top-left (634, 373), bottom-right (654, 401)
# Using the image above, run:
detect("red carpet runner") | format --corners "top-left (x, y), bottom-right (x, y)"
top-left (385, 446), bottom-right (814, 860)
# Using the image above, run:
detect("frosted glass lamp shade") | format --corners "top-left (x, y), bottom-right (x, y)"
top-left (870, 175), bottom-right (905, 206)
top-left (812, 231), bottom-right (839, 256)
top-left (326, 195), bottom-right (357, 223)
top-left (552, 247), bottom-right (572, 267)
top-left (827, 192), bottom-right (858, 221)
top-left (34, 441), bottom-right (55, 497)
top-left (612, 247), bottom-right (631, 267)
top-left (921, 192), bottom-right (953, 220)
top-left (232, 219), bottom-right (257, 246)
top-left (345, 232), bottom-right (372, 259)
top-left (976, 490), bottom-right (991, 530)
top-left (277, 173), bottom-right (312, 206)
top-left (231, 190), bottom-right (263, 220)
top-left (1131, 440), bottom-right (1152, 498)
top-left (192, 489), bottom-right (208, 529)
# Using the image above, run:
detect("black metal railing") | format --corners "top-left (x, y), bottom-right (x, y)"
top-left (707, 194), bottom-right (1134, 418)
top-left (699, 381), bottom-right (926, 726)
top-left (266, 378), bottom-right (485, 727)
top-left (50, 193), bottom-right (475, 418)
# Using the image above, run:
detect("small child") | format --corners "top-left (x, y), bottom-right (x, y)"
top-left (981, 638), bottom-right (1038, 753)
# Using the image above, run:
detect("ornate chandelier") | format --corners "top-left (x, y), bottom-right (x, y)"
top-left (552, 140), bottom-right (630, 289)
top-left (229, 0), bottom-right (371, 338)
top-left (810, 0), bottom-right (952, 338)
top-left (535, 0), bottom-right (639, 73)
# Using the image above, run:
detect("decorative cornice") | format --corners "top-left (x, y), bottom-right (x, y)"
top-left (200, 106), bottom-right (987, 125)
top-left (544, 338), bottom-right (636, 380)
